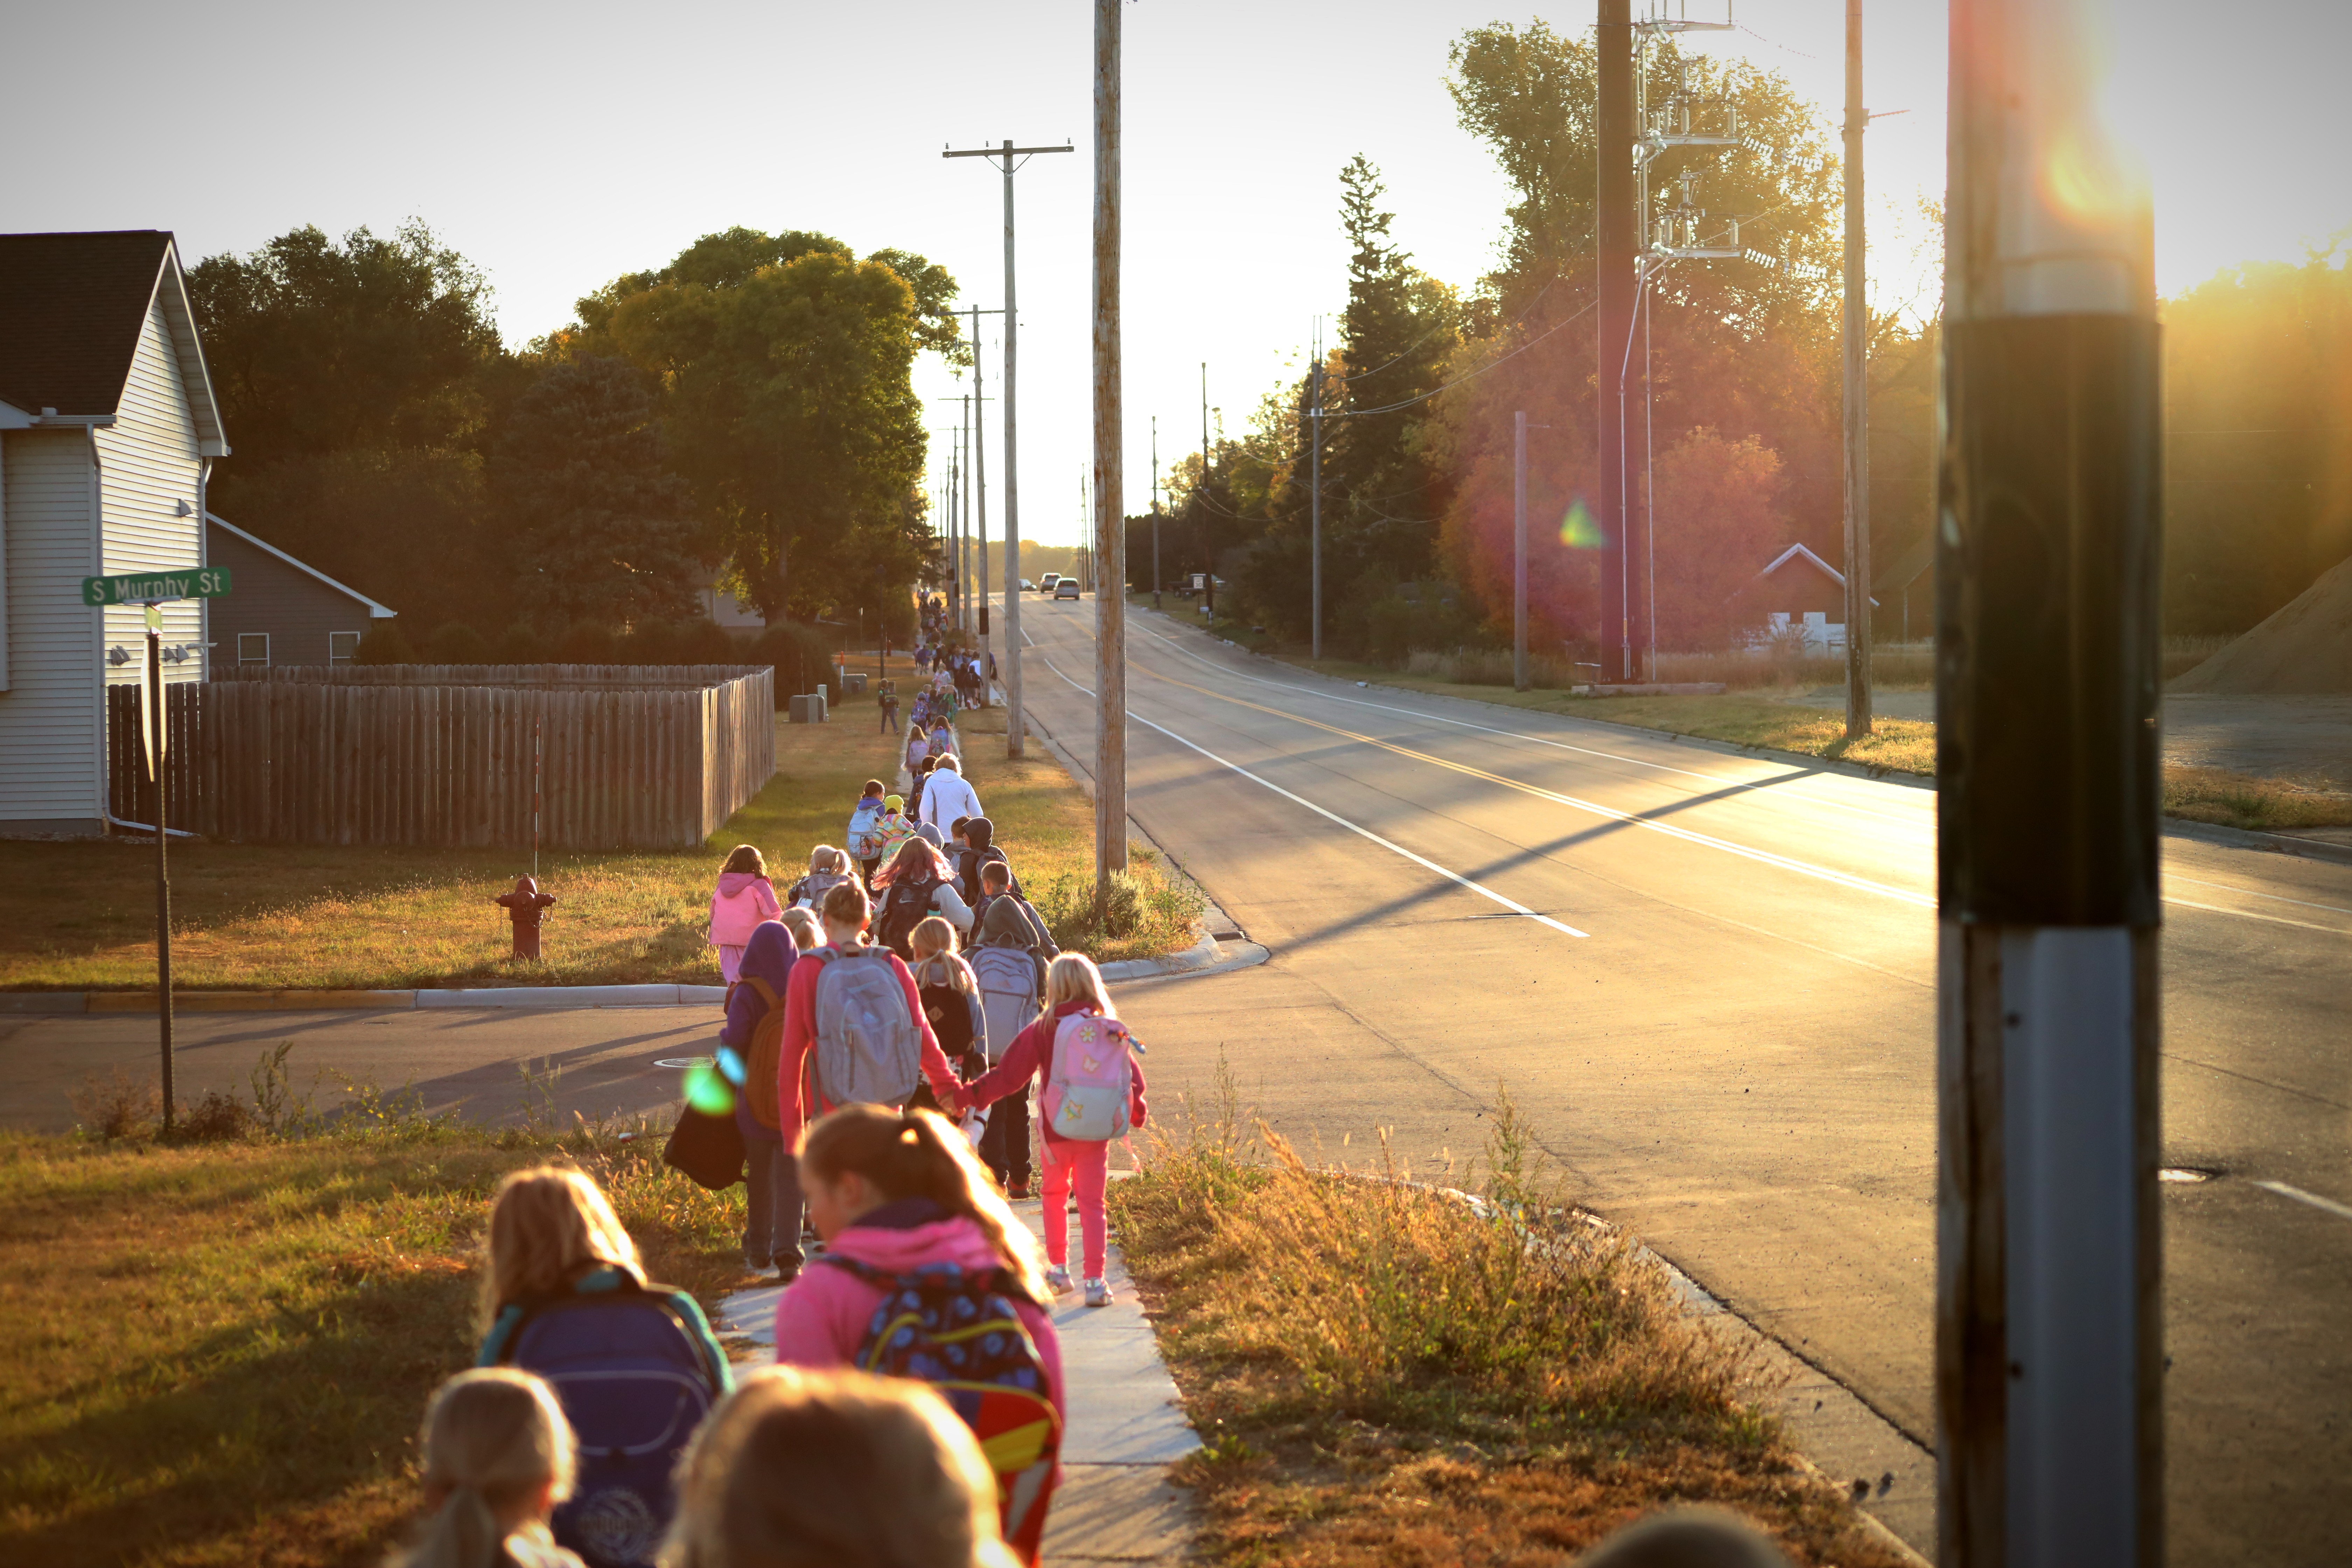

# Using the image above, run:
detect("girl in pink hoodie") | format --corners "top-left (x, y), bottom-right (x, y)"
top-left (708, 845), bottom-right (783, 984)
top-left (775, 1103), bottom-right (1064, 1561)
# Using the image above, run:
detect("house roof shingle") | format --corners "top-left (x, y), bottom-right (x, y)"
top-left (0, 230), bottom-right (175, 416)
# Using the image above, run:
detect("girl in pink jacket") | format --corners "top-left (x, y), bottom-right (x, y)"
top-left (776, 1103), bottom-right (1064, 1560)
top-left (959, 954), bottom-right (1146, 1309)
top-left (707, 844), bottom-right (783, 983)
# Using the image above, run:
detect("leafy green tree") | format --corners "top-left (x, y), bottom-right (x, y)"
top-left (188, 222), bottom-right (503, 461)
top-left (488, 357), bottom-right (704, 626)
top-left (568, 229), bottom-right (955, 622)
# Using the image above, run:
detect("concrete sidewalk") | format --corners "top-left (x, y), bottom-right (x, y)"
top-left (712, 1197), bottom-right (1200, 1565)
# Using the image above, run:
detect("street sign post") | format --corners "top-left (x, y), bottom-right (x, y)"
top-left (88, 566), bottom-right (231, 1134)
top-left (83, 567), bottom-right (232, 606)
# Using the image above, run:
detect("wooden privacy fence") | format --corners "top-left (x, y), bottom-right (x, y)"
top-left (110, 666), bottom-right (774, 850)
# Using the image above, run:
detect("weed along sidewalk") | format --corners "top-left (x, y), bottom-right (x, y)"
top-left (1103, 1082), bottom-right (1923, 1568)
top-left (715, 1189), bottom-right (1203, 1567)
top-left (0, 663), bottom-right (1202, 999)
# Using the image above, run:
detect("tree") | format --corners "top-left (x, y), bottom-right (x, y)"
top-left (568, 229), bottom-right (957, 622)
top-left (489, 358), bottom-right (704, 625)
top-left (188, 222), bottom-right (503, 461)
top-left (1647, 429), bottom-right (1792, 649)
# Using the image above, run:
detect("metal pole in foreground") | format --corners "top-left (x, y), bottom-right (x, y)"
top-left (146, 618), bottom-right (173, 1133)
top-left (1938, 0), bottom-right (2161, 1563)
top-left (1092, 0), bottom-right (1127, 898)
top-left (1513, 411), bottom-right (1529, 691)
top-left (1842, 0), bottom-right (1874, 737)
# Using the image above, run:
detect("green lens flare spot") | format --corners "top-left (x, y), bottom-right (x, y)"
top-left (1559, 499), bottom-right (1605, 549)
top-left (683, 1061), bottom-right (736, 1115)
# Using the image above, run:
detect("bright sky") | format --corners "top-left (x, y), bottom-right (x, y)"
top-left (5, 1), bottom-right (2344, 546)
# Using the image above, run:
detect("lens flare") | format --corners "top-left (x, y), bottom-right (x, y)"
top-left (1559, 499), bottom-right (1605, 549)
top-left (715, 1045), bottom-right (747, 1086)
top-left (683, 1061), bottom-right (735, 1115)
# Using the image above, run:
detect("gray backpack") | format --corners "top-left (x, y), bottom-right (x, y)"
top-left (970, 944), bottom-right (1045, 1062)
top-left (810, 946), bottom-right (923, 1108)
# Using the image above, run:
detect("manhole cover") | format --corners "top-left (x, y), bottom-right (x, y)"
top-left (653, 1056), bottom-right (714, 1070)
top-left (2159, 1167), bottom-right (2216, 1183)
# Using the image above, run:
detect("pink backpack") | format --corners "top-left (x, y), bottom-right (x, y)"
top-left (1042, 1013), bottom-right (1144, 1142)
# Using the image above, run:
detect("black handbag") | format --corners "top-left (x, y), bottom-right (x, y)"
top-left (663, 1104), bottom-right (746, 1191)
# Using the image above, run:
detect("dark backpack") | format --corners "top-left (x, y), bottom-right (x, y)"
top-left (817, 1255), bottom-right (1062, 1562)
top-left (920, 978), bottom-right (978, 1067)
top-left (875, 873), bottom-right (938, 958)
top-left (497, 1286), bottom-right (721, 1568)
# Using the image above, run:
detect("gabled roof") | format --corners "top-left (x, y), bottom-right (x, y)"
top-left (0, 230), bottom-right (229, 454)
top-left (205, 513), bottom-right (397, 618)
top-left (1753, 543), bottom-right (1879, 605)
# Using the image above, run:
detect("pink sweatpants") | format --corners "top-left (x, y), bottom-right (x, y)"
top-left (718, 945), bottom-right (746, 984)
top-left (1040, 1138), bottom-right (1110, 1278)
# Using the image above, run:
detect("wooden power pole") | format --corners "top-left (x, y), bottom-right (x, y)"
top-left (1596, 0), bottom-right (1635, 682)
top-left (1092, 0), bottom-right (1127, 900)
top-left (1843, 0), bottom-right (1874, 737)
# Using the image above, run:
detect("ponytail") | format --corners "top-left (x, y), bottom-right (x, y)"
top-left (393, 1369), bottom-right (575, 1568)
top-left (798, 1105), bottom-right (1046, 1302)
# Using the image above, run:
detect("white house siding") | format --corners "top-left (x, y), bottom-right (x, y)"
top-left (0, 428), bottom-right (104, 825)
top-left (95, 294), bottom-right (205, 688)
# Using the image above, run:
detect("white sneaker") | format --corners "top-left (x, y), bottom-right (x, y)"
top-left (1084, 1276), bottom-right (1113, 1308)
top-left (1044, 1266), bottom-right (1073, 1294)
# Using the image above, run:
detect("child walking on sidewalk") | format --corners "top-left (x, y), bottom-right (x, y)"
top-left (959, 954), bottom-right (1146, 1308)
top-left (708, 845), bottom-right (783, 985)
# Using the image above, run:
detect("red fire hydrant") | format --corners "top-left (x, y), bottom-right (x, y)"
top-left (494, 875), bottom-right (557, 960)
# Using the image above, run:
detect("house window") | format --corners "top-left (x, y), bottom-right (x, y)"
top-left (329, 631), bottom-right (360, 665)
top-left (238, 632), bottom-right (270, 666)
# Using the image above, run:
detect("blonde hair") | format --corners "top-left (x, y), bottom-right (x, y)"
top-left (798, 1106), bottom-right (1046, 1302)
top-left (809, 844), bottom-right (842, 874)
top-left (658, 1367), bottom-right (1016, 1568)
top-left (1044, 953), bottom-right (1116, 1019)
top-left (906, 917), bottom-right (975, 994)
top-left (779, 908), bottom-right (820, 951)
top-left (481, 1167), bottom-right (643, 1327)
top-left (396, 1368), bottom-right (577, 1568)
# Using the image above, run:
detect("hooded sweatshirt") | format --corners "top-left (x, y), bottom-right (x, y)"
top-left (922, 764), bottom-right (983, 832)
top-left (709, 871), bottom-right (784, 946)
top-left (721, 922), bottom-right (797, 1145)
top-left (772, 1197), bottom-right (1064, 1422)
top-left (776, 941), bottom-right (962, 1147)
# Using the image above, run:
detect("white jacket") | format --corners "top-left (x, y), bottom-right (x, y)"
top-left (920, 768), bottom-right (983, 830)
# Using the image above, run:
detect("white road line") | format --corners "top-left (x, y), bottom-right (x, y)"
top-left (1035, 652), bottom-right (1589, 940)
top-left (1129, 622), bottom-right (1924, 826)
top-left (2256, 1180), bottom-right (2352, 1223)
top-left (2157, 896), bottom-right (2351, 938)
top-left (2165, 873), bottom-right (2352, 920)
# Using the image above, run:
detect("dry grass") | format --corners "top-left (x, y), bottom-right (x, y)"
top-left (1108, 1074), bottom-right (1911, 1567)
top-left (0, 653), bottom-right (1196, 992)
top-left (0, 1077), bottom-right (743, 1568)
top-left (2162, 767), bottom-right (2352, 832)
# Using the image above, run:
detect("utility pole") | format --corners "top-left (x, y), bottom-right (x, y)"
top-left (967, 303), bottom-right (1004, 704)
top-left (1842, 0), bottom-right (1874, 737)
top-left (1514, 411), bottom-right (1530, 691)
top-left (1597, 0), bottom-right (1635, 682)
top-left (1939, 1), bottom-right (2161, 1564)
top-left (1092, 0), bottom-right (1127, 900)
top-left (1200, 362), bottom-right (1216, 620)
top-left (944, 140), bottom-right (1071, 751)
top-left (1309, 331), bottom-right (1324, 662)
top-left (946, 429), bottom-right (961, 630)
top-left (1151, 416), bottom-right (1163, 611)
top-left (961, 390), bottom-right (974, 637)
top-left (145, 612), bottom-right (174, 1133)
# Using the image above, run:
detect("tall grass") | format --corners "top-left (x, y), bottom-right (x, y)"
top-left (1111, 1073), bottom-right (1762, 1448)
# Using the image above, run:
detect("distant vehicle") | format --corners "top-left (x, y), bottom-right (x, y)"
top-left (1020, 578), bottom-right (1037, 593)
top-left (1038, 573), bottom-right (1061, 594)
top-left (1054, 578), bottom-right (1082, 600)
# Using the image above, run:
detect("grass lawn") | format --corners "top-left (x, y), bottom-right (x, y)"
top-left (0, 1112), bottom-right (743, 1568)
top-left (0, 653), bottom-right (1197, 993)
top-left (1109, 1081), bottom-right (1910, 1567)
top-left (1203, 629), bottom-right (2352, 834)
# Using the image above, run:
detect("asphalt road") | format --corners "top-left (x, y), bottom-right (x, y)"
top-left (1008, 594), bottom-right (2350, 1567)
top-left (6, 595), bottom-right (2344, 1562)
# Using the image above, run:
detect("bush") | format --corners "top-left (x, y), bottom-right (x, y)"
top-left (489, 621), bottom-right (542, 666)
top-left (624, 619), bottom-right (681, 665)
top-left (748, 621), bottom-right (838, 707)
top-left (424, 621), bottom-right (490, 664)
top-left (69, 1066), bottom-right (160, 1140)
top-left (677, 617), bottom-right (740, 666)
top-left (353, 620), bottom-right (418, 665)
top-left (553, 620), bottom-right (620, 665)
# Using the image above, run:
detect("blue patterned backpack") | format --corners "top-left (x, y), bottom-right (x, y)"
top-left (816, 1255), bottom-right (1062, 1561)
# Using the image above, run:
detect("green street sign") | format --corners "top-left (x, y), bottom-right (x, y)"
top-left (82, 568), bottom-right (233, 606)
